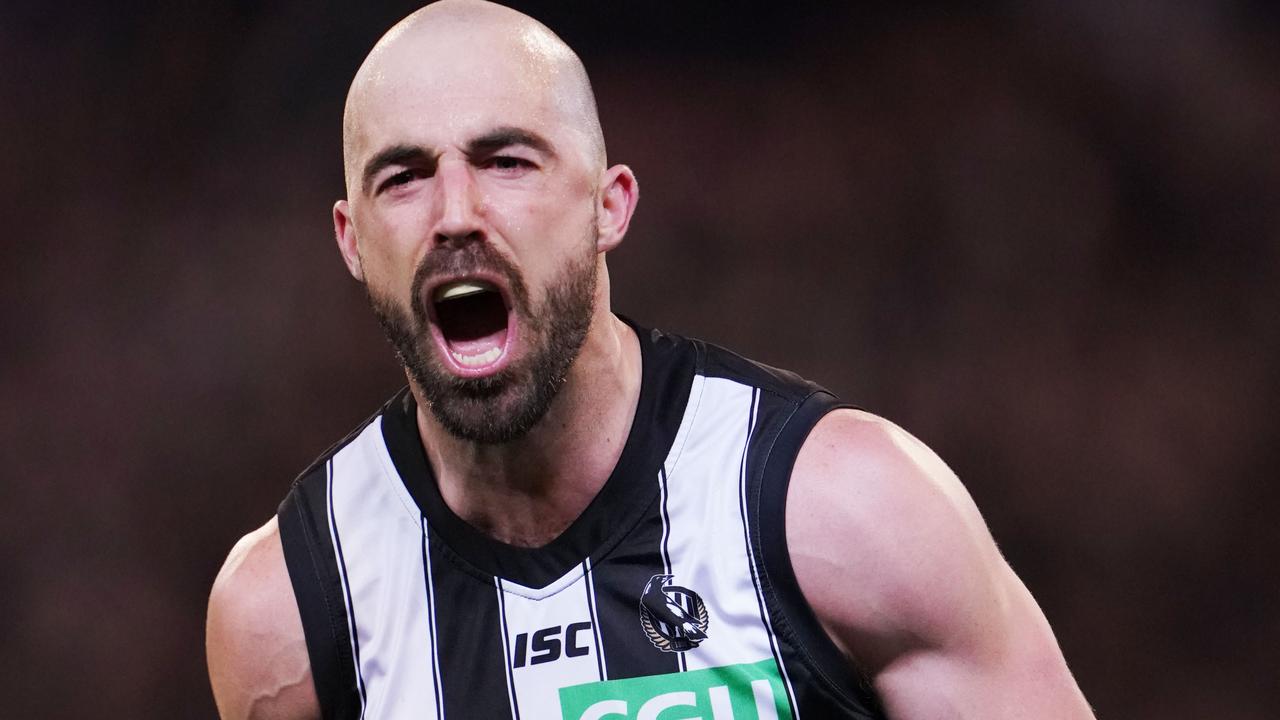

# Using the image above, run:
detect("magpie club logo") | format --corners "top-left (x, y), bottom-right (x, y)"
top-left (638, 574), bottom-right (709, 652)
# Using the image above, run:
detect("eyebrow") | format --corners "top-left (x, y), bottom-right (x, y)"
top-left (465, 126), bottom-right (554, 158)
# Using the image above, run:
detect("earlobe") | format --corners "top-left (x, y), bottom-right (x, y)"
top-left (596, 165), bottom-right (638, 253)
top-left (333, 200), bottom-right (365, 282)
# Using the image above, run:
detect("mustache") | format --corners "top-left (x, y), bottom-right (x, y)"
top-left (409, 244), bottom-right (530, 322)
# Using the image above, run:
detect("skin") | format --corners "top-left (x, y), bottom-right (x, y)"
top-left (789, 411), bottom-right (1095, 717)
top-left (207, 2), bottom-right (1095, 718)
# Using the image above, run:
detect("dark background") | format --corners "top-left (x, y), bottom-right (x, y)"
top-left (3, 1), bottom-right (1277, 717)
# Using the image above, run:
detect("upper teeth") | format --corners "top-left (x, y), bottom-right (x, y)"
top-left (436, 281), bottom-right (491, 302)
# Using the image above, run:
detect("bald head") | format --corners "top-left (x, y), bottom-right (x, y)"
top-left (341, 0), bottom-right (606, 196)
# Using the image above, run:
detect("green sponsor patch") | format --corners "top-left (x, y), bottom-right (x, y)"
top-left (559, 658), bottom-right (793, 720)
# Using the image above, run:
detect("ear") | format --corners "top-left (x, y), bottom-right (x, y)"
top-left (333, 199), bottom-right (365, 282)
top-left (595, 164), bottom-right (638, 254)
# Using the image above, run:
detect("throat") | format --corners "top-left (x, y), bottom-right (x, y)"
top-left (471, 511), bottom-right (576, 549)
top-left (421, 410), bottom-right (619, 549)
top-left (442, 470), bottom-right (598, 549)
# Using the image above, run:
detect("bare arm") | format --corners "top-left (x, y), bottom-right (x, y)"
top-left (787, 409), bottom-right (1094, 719)
top-left (206, 517), bottom-right (321, 720)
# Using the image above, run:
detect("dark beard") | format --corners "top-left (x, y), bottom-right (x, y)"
top-left (366, 239), bottom-right (597, 444)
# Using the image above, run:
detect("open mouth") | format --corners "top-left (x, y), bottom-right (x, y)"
top-left (430, 279), bottom-right (513, 373)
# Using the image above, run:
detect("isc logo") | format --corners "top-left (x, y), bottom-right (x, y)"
top-left (512, 622), bottom-right (593, 668)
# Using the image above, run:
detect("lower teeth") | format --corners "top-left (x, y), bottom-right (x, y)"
top-left (451, 346), bottom-right (502, 367)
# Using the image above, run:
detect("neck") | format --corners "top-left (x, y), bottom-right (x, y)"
top-left (412, 312), bottom-right (642, 548)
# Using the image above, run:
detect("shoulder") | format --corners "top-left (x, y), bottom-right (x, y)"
top-left (785, 408), bottom-right (1010, 668)
top-left (207, 517), bottom-right (320, 720)
top-left (785, 409), bottom-right (1095, 716)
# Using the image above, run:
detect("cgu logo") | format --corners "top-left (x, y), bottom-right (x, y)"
top-left (576, 679), bottom-right (780, 720)
top-left (512, 622), bottom-right (593, 668)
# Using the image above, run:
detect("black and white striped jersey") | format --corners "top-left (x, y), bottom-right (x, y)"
top-left (278, 323), bottom-right (888, 720)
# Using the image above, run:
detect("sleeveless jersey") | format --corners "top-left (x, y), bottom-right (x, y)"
top-left (278, 323), bottom-right (888, 720)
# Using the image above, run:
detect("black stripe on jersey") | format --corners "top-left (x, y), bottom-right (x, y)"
top-left (420, 517), bottom-right (444, 720)
top-left (753, 390), bottom-right (888, 719)
top-left (326, 461), bottom-right (368, 718)
top-left (585, 499), bottom-right (680, 681)
top-left (427, 532), bottom-right (515, 720)
top-left (658, 468), bottom-right (673, 576)
top-left (278, 463), bottom-right (362, 720)
top-left (737, 388), bottom-right (801, 719)
top-left (655, 466), bottom-right (687, 673)
top-left (582, 558), bottom-right (607, 680)
top-left (494, 580), bottom-right (522, 720)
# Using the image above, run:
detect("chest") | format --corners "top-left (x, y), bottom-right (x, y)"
top-left (332, 378), bottom-right (796, 719)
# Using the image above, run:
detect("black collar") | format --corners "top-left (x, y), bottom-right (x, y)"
top-left (380, 318), bottom-right (696, 588)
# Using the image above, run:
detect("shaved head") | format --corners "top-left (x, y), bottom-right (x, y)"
top-left (341, 0), bottom-right (606, 196)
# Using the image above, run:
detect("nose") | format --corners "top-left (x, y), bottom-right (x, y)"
top-left (431, 158), bottom-right (484, 246)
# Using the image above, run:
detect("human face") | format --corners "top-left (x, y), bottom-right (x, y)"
top-left (337, 45), bottom-right (605, 442)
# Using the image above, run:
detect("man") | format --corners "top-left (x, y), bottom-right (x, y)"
top-left (206, 2), bottom-right (1095, 718)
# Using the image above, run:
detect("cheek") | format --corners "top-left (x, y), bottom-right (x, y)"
top-left (494, 181), bottom-right (595, 244)
top-left (507, 204), bottom-right (590, 263)
top-left (355, 210), bottom-right (426, 300)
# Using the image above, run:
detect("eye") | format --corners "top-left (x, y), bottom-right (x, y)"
top-left (377, 169), bottom-right (423, 194)
top-left (488, 155), bottom-right (533, 174)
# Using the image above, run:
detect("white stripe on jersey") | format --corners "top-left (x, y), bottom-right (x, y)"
top-left (329, 418), bottom-right (441, 718)
top-left (661, 377), bottom-right (778, 672)
top-left (326, 460), bottom-right (367, 718)
top-left (656, 372), bottom-right (707, 674)
top-left (497, 566), bottom-right (607, 717)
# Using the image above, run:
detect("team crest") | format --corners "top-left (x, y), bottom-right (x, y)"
top-left (639, 574), bottom-right (709, 652)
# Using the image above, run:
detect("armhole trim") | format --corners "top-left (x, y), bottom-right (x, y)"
top-left (278, 468), bottom-right (362, 720)
top-left (752, 392), bottom-right (887, 717)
